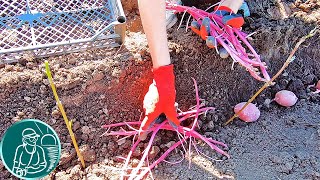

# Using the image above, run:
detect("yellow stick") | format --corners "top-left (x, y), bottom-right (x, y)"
top-left (224, 26), bottom-right (319, 126)
top-left (45, 61), bottom-right (86, 168)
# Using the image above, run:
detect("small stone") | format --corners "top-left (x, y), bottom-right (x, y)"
top-left (264, 98), bottom-right (272, 108)
top-left (92, 168), bottom-right (105, 176)
top-left (40, 85), bottom-right (47, 94)
top-left (132, 147), bottom-right (141, 157)
top-left (4, 65), bottom-right (14, 71)
top-left (134, 53), bottom-right (142, 61)
top-left (26, 62), bottom-right (34, 68)
top-left (131, 159), bottom-right (140, 167)
top-left (98, 110), bottom-right (104, 115)
top-left (99, 94), bottom-right (105, 99)
top-left (70, 164), bottom-right (81, 176)
top-left (55, 171), bottom-right (70, 180)
top-left (204, 132), bottom-right (214, 137)
top-left (97, 63), bottom-right (106, 71)
top-left (52, 109), bottom-right (61, 119)
top-left (59, 150), bottom-right (76, 165)
top-left (17, 111), bottom-right (25, 117)
top-left (92, 72), bottom-right (104, 81)
top-left (68, 58), bottom-right (77, 65)
top-left (62, 143), bottom-right (72, 148)
top-left (117, 138), bottom-right (126, 146)
top-left (282, 72), bottom-right (289, 77)
top-left (73, 121), bottom-right (81, 131)
top-left (19, 74), bottom-right (30, 81)
top-left (24, 96), bottom-right (31, 102)
top-left (81, 134), bottom-right (89, 142)
top-left (80, 145), bottom-right (96, 162)
top-left (103, 108), bottom-right (108, 115)
top-left (165, 141), bottom-right (176, 148)
top-left (270, 155), bottom-right (282, 164)
top-left (81, 126), bottom-right (90, 134)
top-left (207, 121), bottom-right (214, 130)
top-left (148, 146), bottom-right (160, 160)
top-left (12, 116), bottom-right (21, 122)
top-left (51, 118), bottom-right (57, 124)
top-left (107, 141), bottom-right (118, 151)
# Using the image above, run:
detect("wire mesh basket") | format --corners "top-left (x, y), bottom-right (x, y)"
top-left (0, 0), bottom-right (126, 64)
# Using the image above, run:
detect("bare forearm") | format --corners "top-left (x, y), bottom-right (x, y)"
top-left (138, 0), bottom-right (171, 69)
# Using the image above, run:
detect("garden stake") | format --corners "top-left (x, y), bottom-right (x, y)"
top-left (225, 26), bottom-right (319, 125)
top-left (45, 61), bottom-right (86, 168)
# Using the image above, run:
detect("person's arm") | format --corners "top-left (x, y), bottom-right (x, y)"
top-left (138, 0), bottom-right (180, 139)
top-left (138, 0), bottom-right (170, 68)
top-left (13, 145), bottom-right (22, 171)
top-left (220, 0), bottom-right (243, 13)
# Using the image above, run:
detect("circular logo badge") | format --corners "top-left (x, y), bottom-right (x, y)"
top-left (0, 119), bottom-right (61, 179)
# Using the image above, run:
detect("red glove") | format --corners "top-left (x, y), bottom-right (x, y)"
top-left (214, 6), bottom-right (244, 28)
top-left (139, 64), bottom-right (180, 139)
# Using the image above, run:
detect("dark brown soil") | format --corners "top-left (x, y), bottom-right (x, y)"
top-left (0, 0), bottom-right (319, 179)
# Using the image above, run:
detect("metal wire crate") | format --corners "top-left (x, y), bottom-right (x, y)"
top-left (0, 0), bottom-right (126, 64)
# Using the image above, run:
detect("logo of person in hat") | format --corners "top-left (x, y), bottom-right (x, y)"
top-left (1, 119), bottom-right (61, 179)
top-left (12, 128), bottom-right (47, 177)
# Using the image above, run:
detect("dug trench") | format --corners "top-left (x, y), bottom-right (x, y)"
top-left (0, 0), bottom-right (319, 179)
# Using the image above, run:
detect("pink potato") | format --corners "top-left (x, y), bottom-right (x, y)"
top-left (316, 80), bottom-right (320, 90)
top-left (274, 90), bottom-right (298, 107)
top-left (234, 102), bottom-right (260, 122)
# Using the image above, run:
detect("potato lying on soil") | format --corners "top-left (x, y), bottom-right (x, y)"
top-left (234, 102), bottom-right (260, 122)
top-left (274, 90), bottom-right (298, 107)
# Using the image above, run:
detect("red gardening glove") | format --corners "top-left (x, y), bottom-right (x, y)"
top-left (190, 17), bottom-right (211, 40)
top-left (139, 64), bottom-right (180, 140)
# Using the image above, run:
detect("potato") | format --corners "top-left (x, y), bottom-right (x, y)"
top-left (234, 102), bottom-right (260, 122)
top-left (274, 90), bottom-right (298, 107)
top-left (316, 80), bottom-right (320, 90)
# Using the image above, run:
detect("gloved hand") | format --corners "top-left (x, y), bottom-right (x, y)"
top-left (139, 64), bottom-right (180, 140)
top-left (214, 5), bottom-right (244, 28)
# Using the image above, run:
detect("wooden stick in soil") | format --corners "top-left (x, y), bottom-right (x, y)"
top-left (45, 61), bottom-right (86, 168)
top-left (225, 26), bottom-right (319, 125)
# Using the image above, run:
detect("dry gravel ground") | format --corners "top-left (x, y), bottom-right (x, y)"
top-left (1, 0), bottom-right (320, 179)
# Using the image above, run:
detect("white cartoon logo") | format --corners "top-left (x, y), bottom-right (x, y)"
top-left (12, 125), bottom-right (59, 177)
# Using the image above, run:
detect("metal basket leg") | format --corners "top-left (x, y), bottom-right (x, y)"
top-left (115, 17), bottom-right (126, 45)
